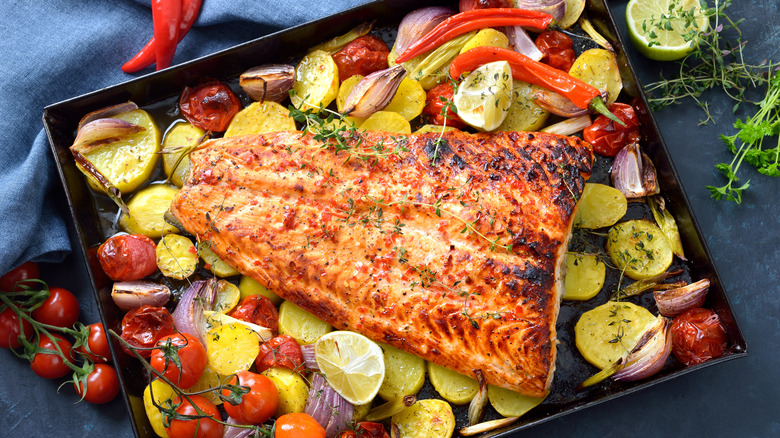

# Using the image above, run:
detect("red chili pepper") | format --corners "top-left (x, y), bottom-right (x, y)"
top-left (449, 46), bottom-right (623, 125)
top-left (395, 8), bottom-right (553, 63)
top-left (123, 0), bottom-right (202, 73)
top-left (151, 0), bottom-right (182, 71)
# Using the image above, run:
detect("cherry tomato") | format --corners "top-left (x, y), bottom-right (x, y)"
top-left (0, 261), bottom-right (40, 292)
top-left (0, 307), bottom-right (33, 349)
top-left (222, 370), bottom-right (278, 424)
top-left (228, 295), bottom-right (279, 335)
top-left (151, 332), bottom-right (207, 389)
top-left (120, 305), bottom-right (176, 358)
top-left (535, 31), bottom-right (576, 72)
top-left (671, 308), bottom-right (728, 366)
top-left (179, 79), bottom-right (240, 132)
top-left (31, 286), bottom-right (80, 328)
top-left (255, 334), bottom-right (303, 373)
top-left (340, 422), bottom-right (390, 438)
top-left (332, 35), bottom-right (390, 83)
top-left (582, 102), bottom-right (641, 157)
top-left (97, 234), bottom-right (158, 281)
top-left (75, 322), bottom-right (112, 363)
top-left (422, 83), bottom-right (467, 129)
top-left (74, 363), bottom-right (120, 404)
top-left (275, 413), bottom-right (326, 438)
top-left (166, 394), bottom-right (224, 438)
top-left (31, 334), bottom-right (73, 379)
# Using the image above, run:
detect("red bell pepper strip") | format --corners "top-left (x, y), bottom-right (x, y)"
top-left (152, 0), bottom-right (182, 70)
top-left (395, 8), bottom-right (553, 64)
top-left (449, 46), bottom-right (624, 125)
top-left (123, 0), bottom-right (202, 73)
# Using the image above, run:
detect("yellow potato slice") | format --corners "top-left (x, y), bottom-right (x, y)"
top-left (337, 74), bottom-right (364, 113)
top-left (205, 322), bottom-right (260, 375)
top-left (224, 101), bottom-right (296, 137)
top-left (606, 219), bottom-right (674, 280)
top-left (391, 399), bottom-right (455, 438)
top-left (262, 367), bottom-right (309, 416)
top-left (278, 300), bottom-right (332, 345)
top-left (569, 48), bottom-right (623, 104)
top-left (197, 241), bottom-right (240, 278)
top-left (119, 184), bottom-right (180, 238)
top-left (143, 379), bottom-right (175, 438)
top-left (78, 109), bottom-right (161, 194)
top-left (291, 50), bottom-right (339, 111)
top-left (377, 343), bottom-right (426, 401)
top-left (238, 275), bottom-right (283, 305)
top-left (212, 279), bottom-right (241, 314)
top-left (413, 124), bottom-right (457, 134)
top-left (575, 301), bottom-right (656, 369)
top-left (574, 183), bottom-right (628, 229)
top-left (563, 253), bottom-right (606, 301)
top-left (487, 385), bottom-right (546, 417)
top-left (156, 234), bottom-right (198, 280)
top-left (162, 121), bottom-right (204, 188)
top-left (497, 81), bottom-right (550, 132)
top-left (558, 0), bottom-right (587, 29)
top-left (187, 366), bottom-right (224, 405)
top-left (359, 111), bottom-right (411, 134)
top-left (460, 28), bottom-right (510, 54)
top-left (383, 78), bottom-right (426, 121)
top-left (427, 362), bottom-right (479, 405)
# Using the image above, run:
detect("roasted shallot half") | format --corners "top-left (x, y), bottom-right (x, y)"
top-left (111, 280), bottom-right (170, 311)
top-left (611, 142), bottom-right (660, 198)
top-left (395, 6), bottom-right (455, 55)
top-left (654, 279), bottom-right (710, 317)
top-left (342, 65), bottom-right (408, 118)
top-left (239, 64), bottom-right (295, 103)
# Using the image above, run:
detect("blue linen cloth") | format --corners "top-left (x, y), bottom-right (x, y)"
top-left (0, 0), bottom-right (371, 275)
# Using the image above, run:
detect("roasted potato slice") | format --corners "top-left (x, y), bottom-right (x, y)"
top-left (575, 301), bottom-right (656, 369)
top-left (606, 219), bottom-right (673, 280)
top-left (278, 300), bottom-right (332, 345)
top-left (359, 111), bottom-right (411, 134)
top-left (155, 234), bottom-right (198, 280)
top-left (162, 121), bottom-right (204, 188)
top-left (378, 343), bottom-right (426, 401)
top-left (391, 399), bottom-right (455, 438)
top-left (460, 28), bottom-right (509, 54)
top-left (224, 101), bottom-right (296, 137)
top-left (238, 275), bottom-right (283, 305)
top-left (563, 253), bottom-right (606, 301)
top-left (497, 81), bottom-right (550, 132)
top-left (197, 242), bottom-right (240, 278)
top-left (383, 78), bottom-right (426, 121)
top-left (119, 184), bottom-right (180, 238)
top-left (205, 322), bottom-right (260, 376)
top-left (427, 362), bottom-right (479, 405)
top-left (569, 48), bottom-right (623, 104)
top-left (291, 49), bottom-right (339, 111)
top-left (574, 183), bottom-right (628, 229)
top-left (487, 385), bottom-right (546, 417)
top-left (262, 367), bottom-right (309, 416)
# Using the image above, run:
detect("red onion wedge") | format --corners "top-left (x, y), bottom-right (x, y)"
top-left (654, 279), bottom-right (710, 317)
top-left (111, 281), bottom-right (170, 312)
top-left (611, 142), bottom-right (660, 199)
top-left (222, 417), bottom-right (257, 438)
top-left (77, 101), bottom-right (139, 131)
top-left (459, 0), bottom-right (512, 11)
top-left (171, 278), bottom-right (217, 345)
top-left (504, 26), bottom-right (544, 61)
top-left (305, 373), bottom-right (354, 438)
top-left (540, 114), bottom-right (591, 136)
top-left (395, 7), bottom-right (455, 55)
top-left (301, 343), bottom-right (319, 371)
top-left (533, 89), bottom-right (591, 117)
top-left (515, 0), bottom-right (566, 22)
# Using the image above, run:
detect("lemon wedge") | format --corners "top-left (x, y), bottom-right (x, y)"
top-left (452, 60), bottom-right (513, 131)
top-left (315, 331), bottom-right (385, 405)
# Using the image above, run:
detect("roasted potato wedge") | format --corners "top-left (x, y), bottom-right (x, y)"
top-left (262, 367), bottom-right (309, 416)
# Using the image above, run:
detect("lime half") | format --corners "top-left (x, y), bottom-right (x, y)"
top-left (626, 0), bottom-right (708, 61)
top-left (453, 60), bottom-right (513, 131)
top-left (315, 331), bottom-right (385, 405)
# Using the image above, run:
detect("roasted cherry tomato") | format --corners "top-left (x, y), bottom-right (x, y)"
top-left (422, 83), bottom-right (467, 129)
top-left (228, 295), bottom-right (279, 335)
top-left (332, 35), bottom-right (390, 83)
top-left (671, 307), bottom-right (727, 366)
top-left (31, 334), bottom-right (73, 379)
top-left (179, 79), bottom-right (240, 132)
top-left (166, 394), bottom-right (224, 438)
top-left (535, 30), bottom-right (576, 72)
top-left (32, 286), bottom-right (80, 328)
top-left (75, 322), bottom-right (111, 363)
top-left (120, 305), bottom-right (176, 358)
top-left (0, 261), bottom-right (40, 292)
top-left (255, 334), bottom-right (303, 373)
top-left (97, 234), bottom-right (158, 281)
top-left (275, 413), bottom-right (326, 438)
top-left (151, 332), bottom-right (207, 389)
top-left (340, 422), bottom-right (390, 438)
top-left (582, 102), bottom-right (641, 157)
top-left (74, 363), bottom-right (120, 404)
top-left (0, 307), bottom-right (33, 349)
top-left (222, 370), bottom-right (278, 424)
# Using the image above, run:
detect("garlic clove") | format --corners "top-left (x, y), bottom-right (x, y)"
top-left (239, 64), bottom-right (295, 102)
top-left (342, 65), bottom-right (408, 118)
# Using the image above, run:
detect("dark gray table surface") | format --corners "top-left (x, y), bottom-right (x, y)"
top-left (2, 1), bottom-right (778, 436)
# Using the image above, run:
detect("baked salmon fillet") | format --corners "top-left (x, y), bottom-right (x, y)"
top-left (170, 129), bottom-right (592, 396)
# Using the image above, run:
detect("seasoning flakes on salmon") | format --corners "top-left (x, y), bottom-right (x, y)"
top-left (170, 129), bottom-right (593, 397)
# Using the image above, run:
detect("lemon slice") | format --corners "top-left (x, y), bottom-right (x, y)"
top-left (315, 331), bottom-right (385, 405)
top-left (453, 60), bottom-right (513, 131)
top-left (626, 0), bottom-right (708, 61)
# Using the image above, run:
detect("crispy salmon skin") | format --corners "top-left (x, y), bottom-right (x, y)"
top-left (170, 129), bottom-right (592, 396)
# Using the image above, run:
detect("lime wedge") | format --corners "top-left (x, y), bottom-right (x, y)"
top-left (626, 0), bottom-right (708, 61)
top-left (453, 60), bottom-right (513, 131)
top-left (315, 331), bottom-right (385, 405)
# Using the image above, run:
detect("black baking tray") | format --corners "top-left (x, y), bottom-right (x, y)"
top-left (43, 0), bottom-right (747, 436)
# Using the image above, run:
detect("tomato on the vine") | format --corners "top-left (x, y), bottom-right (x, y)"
top-left (31, 286), bottom-right (80, 328)
top-left (535, 31), bottom-right (576, 72)
top-left (0, 307), bottom-right (33, 349)
top-left (0, 261), bottom-right (40, 292)
top-left (74, 363), bottom-right (120, 404)
top-left (166, 394), bottom-right (224, 438)
top-left (75, 322), bottom-right (112, 363)
top-left (151, 332), bottom-right (207, 389)
top-left (222, 370), bottom-right (278, 425)
top-left (31, 334), bottom-right (72, 379)
top-left (255, 334), bottom-right (303, 373)
top-left (671, 308), bottom-right (727, 366)
top-left (582, 102), bottom-right (641, 157)
top-left (340, 422), bottom-right (390, 438)
top-left (228, 295), bottom-right (279, 335)
top-left (275, 413), bottom-right (326, 438)
top-left (179, 79), bottom-right (240, 132)
top-left (332, 35), bottom-right (390, 82)
top-left (120, 305), bottom-right (176, 358)
top-left (422, 83), bottom-right (467, 129)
